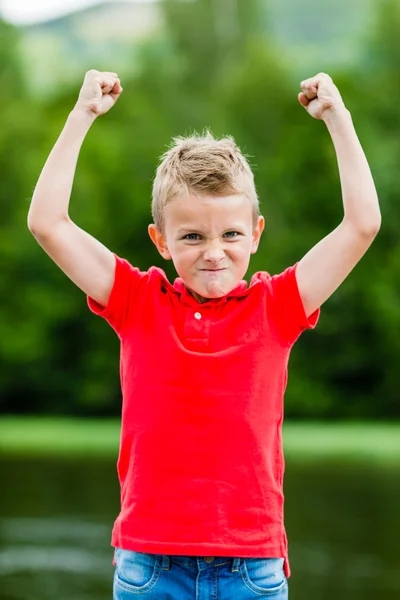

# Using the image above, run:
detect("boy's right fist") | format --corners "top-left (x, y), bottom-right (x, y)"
top-left (75, 69), bottom-right (123, 117)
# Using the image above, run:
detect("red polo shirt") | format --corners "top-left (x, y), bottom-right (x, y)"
top-left (87, 253), bottom-right (320, 579)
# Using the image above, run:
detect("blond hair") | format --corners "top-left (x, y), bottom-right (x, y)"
top-left (151, 129), bottom-right (260, 233)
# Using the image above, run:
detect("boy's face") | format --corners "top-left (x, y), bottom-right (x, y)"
top-left (149, 193), bottom-right (264, 303)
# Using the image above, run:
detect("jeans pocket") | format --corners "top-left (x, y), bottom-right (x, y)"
top-left (114, 548), bottom-right (161, 594)
top-left (240, 557), bottom-right (287, 596)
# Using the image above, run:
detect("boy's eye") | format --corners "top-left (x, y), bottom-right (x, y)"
top-left (183, 233), bottom-right (201, 240)
top-left (182, 231), bottom-right (240, 241)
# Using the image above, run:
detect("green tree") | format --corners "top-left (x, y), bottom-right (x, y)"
top-left (1, 1), bottom-right (398, 419)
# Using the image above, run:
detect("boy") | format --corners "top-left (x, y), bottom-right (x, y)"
top-left (28, 69), bottom-right (381, 599)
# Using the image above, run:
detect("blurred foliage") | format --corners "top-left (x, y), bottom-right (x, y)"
top-left (0, 0), bottom-right (399, 419)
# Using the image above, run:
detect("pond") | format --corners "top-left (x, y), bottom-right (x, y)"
top-left (0, 456), bottom-right (399, 599)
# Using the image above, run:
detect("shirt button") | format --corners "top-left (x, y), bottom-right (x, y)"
top-left (194, 312), bottom-right (202, 320)
top-left (204, 557), bottom-right (215, 563)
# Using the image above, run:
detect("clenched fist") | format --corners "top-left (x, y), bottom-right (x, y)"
top-left (298, 72), bottom-right (346, 121)
top-left (75, 69), bottom-right (123, 117)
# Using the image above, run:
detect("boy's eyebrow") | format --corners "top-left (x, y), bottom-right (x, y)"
top-left (176, 224), bottom-right (245, 235)
top-left (176, 226), bottom-right (202, 235)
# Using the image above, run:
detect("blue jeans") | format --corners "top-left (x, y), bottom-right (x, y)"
top-left (113, 547), bottom-right (289, 599)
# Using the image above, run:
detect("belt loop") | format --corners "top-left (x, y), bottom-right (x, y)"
top-left (231, 557), bottom-right (241, 572)
top-left (161, 555), bottom-right (170, 571)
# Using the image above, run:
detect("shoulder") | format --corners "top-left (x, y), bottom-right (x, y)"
top-left (250, 263), bottom-right (298, 294)
top-left (114, 256), bottom-right (169, 288)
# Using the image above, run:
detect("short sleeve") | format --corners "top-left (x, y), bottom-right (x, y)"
top-left (87, 253), bottom-right (144, 337)
top-left (260, 261), bottom-right (320, 346)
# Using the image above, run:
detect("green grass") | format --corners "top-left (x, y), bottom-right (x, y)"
top-left (282, 421), bottom-right (400, 465)
top-left (0, 417), bottom-right (399, 464)
top-left (0, 417), bottom-right (121, 458)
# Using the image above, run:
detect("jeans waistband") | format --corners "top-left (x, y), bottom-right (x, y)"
top-left (157, 555), bottom-right (241, 572)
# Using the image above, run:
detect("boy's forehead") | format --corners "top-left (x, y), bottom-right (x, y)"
top-left (165, 193), bottom-right (252, 225)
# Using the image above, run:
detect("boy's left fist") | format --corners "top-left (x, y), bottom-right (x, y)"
top-left (298, 73), bottom-right (346, 120)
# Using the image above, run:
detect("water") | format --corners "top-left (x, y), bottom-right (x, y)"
top-left (0, 456), bottom-right (399, 599)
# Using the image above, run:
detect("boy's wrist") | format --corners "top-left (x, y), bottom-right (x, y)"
top-left (68, 104), bottom-right (98, 130)
top-left (322, 104), bottom-right (352, 130)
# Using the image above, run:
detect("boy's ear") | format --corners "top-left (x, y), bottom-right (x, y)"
top-left (148, 224), bottom-right (172, 260)
top-left (250, 215), bottom-right (265, 254)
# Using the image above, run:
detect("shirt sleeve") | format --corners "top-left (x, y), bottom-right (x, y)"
top-left (87, 253), bottom-right (144, 337)
top-left (261, 261), bottom-right (320, 346)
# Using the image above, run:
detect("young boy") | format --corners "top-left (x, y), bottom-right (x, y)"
top-left (28, 69), bottom-right (381, 599)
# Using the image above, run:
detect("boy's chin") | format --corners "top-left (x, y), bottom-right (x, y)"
top-left (189, 282), bottom-right (230, 302)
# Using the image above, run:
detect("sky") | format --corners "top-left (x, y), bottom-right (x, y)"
top-left (0, 0), bottom-right (157, 25)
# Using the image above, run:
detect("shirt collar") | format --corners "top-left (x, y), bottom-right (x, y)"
top-left (151, 267), bottom-right (257, 307)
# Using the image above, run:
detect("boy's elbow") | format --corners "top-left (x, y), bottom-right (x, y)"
top-left (363, 218), bottom-right (381, 237)
top-left (345, 215), bottom-right (381, 238)
top-left (27, 215), bottom-right (46, 238)
top-left (27, 213), bottom-right (68, 238)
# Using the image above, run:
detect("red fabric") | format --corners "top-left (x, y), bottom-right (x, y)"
top-left (88, 253), bottom-right (320, 579)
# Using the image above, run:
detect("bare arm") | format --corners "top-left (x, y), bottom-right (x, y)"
top-left (295, 73), bottom-right (381, 318)
top-left (27, 70), bottom-right (123, 307)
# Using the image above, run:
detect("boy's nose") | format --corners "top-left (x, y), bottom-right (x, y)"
top-left (203, 244), bottom-right (225, 262)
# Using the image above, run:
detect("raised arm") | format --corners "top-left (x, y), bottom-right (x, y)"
top-left (27, 70), bottom-right (123, 308)
top-left (294, 73), bottom-right (381, 318)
